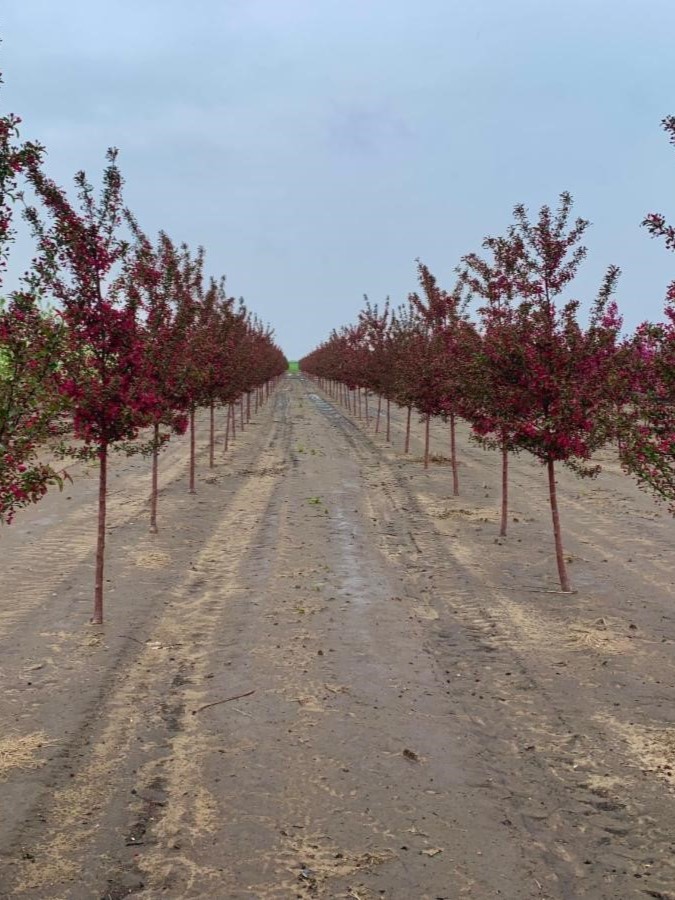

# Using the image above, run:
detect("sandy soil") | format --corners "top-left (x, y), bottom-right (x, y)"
top-left (0, 375), bottom-right (674, 899)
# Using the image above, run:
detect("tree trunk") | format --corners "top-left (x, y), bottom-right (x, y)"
top-left (254, 389), bottom-right (259, 415)
top-left (209, 400), bottom-right (215, 469)
top-left (240, 397), bottom-right (245, 430)
top-left (230, 402), bottom-right (236, 440)
top-left (450, 412), bottom-right (459, 496)
top-left (424, 414), bottom-right (430, 469)
top-left (499, 441), bottom-right (508, 538)
top-left (189, 405), bottom-right (196, 494)
top-left (547, 457), bottom-right (571, 592)
top-left (404, 405), bottom-right (412, 454)
top-left (223, 402), bottom-right (230, 452)
top-left (92, 442), bottom-right (108, 625)
top-left (364, 390), bottom-right (370, 427)
top-left (150, 423), bottom-right (159, 534)
top-left (375, 396), bottom-right (382, 434)
top-left (386, 398), bottom-right (391, 443)
top-left (247, 391), bottom-right (251, 423)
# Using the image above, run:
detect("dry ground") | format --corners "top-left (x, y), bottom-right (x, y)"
top-left (0, 374), bottom-right (674, 899)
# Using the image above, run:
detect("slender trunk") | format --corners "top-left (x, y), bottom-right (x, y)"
top-left (499, 441), bottom-right (508, 538)
top-left (92, 442), bottom-right (108, 625)
top-left (364, 390), bottom-right (370, 427)
top-left (357, 388), bottom-right (362, 419)
top-left (189, 405), bottom-right (196, 493)
top-left (223, 402), bottom-right (230, 452)
top-left (150, 423), bottom-right (159, 534)
top-left (450, 412), bottom-right (459, 496)
top-left (240, 397), bottom-right (245, 431)
top-left (230, 402), bottom-right (236, 439)
top-left (254, 389), bottom-right (259, 415)
top-left (386, 398), bottom-right (391, 442)
top-left (246, 392), bottom-right (251, 423)
top-left (424, 413), bottom-right (430, 469)
top-left (375, 395), bottom-right (382, 434)
top-left (547, 457), bottom-right (571, 592)
top-left (209, 400), bottom-right (215, 469)
top-left (405, 405), bottom-right (412, 454)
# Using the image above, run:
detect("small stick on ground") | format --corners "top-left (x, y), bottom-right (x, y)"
top-left (526, 588), bottom-right (577, 595)
top-left (192, 689), bottom-right (256, 714)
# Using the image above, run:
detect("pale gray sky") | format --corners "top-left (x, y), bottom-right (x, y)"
top-left (2, 0), bottom-right (675, 358)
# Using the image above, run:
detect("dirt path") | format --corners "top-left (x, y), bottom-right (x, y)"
top-left (1, 376), bottom-right (674, 899)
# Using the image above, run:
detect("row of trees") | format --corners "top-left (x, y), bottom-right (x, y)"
top-left (301, 118), bottom-right (675, 592)
top-left (0, 76), bottom-right (286, 623)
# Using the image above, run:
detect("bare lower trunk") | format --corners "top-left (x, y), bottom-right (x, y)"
top-left (386, 398), bottom-right (391, 442)
top-left (92, 442), bottom-right (108, 625)
top-left (150, 423), bottom-right (159, 534)
top-left (223, 403), bottom-right (230, 452)
top-left (231, 402), bottom-right (236, 440)
top-left (424, 414), bottom-right (430, 469)
top-left (209, 400), bottom-right (215, 469)
top-left (240, 397), bottom-right (245, 431)
top-left (254, 389), bottom-right (259, 415)
top-left (404, 405), bottom-right (412, 454)
top-left (499, 441), bottom-right (508, 538)
top-left (450, 412), bottom-right (459, 496)
top-left (375, 396), bottom-right (382, 434)
top-left (547, 457), bottom-right (571, 592)
top-left (189, 406), bottom-right (196, 493)
top-left (365, 390), bottom-right (370, 427)
top-left (246, 392), bottom-right (251, 423)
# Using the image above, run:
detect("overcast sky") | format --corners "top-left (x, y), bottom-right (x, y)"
top-left (2, 0), bottom-right (675, 359)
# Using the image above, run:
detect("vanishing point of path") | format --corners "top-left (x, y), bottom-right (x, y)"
top-left (1, 375), bottom-right (674, 899)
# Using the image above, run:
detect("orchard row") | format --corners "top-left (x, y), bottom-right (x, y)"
top-left (0, 80), bottom-right (287, 623)
top-left (300, 119), bottom-right (675, 593)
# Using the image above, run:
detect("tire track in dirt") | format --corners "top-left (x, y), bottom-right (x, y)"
top-left (4, 379), bottom-right (675, 899)
top-left (0, 393), bottom-right (290, 899)
top-left (160, 380), bottom-right (539, 899)
top-left (307, 379), bottom-right (675, 898)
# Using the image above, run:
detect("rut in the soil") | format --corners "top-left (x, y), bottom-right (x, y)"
top-left (0, 378), bottom-right (674, 900)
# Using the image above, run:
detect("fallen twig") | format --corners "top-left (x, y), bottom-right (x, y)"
top-left (525, 588), bottom-right (577, 595)
top-left (192, 690), bottom-right (256, 714)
